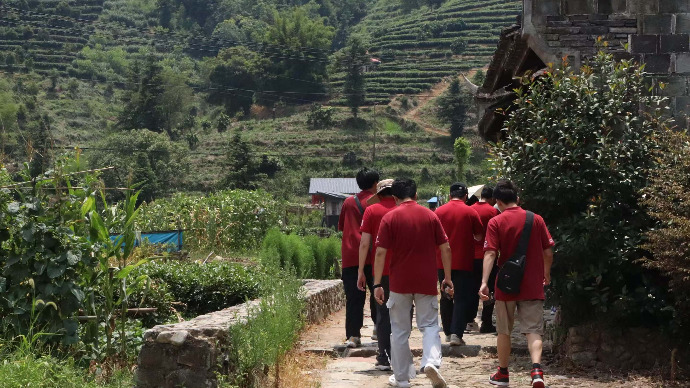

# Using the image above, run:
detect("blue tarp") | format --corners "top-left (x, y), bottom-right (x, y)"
top-left (109, 230), bottom-right (184, 252)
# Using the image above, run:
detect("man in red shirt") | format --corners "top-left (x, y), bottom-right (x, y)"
top-left (357, 179), bottom-right (396, 371)
top-left (374, 178), bottom-right (453, 388)
top-left (480, 180), bottom-right (554, 388)
top-left (435, 182), bottom-right (483, 346)
top-left (471, 186), bottom-right (500, 333)
top-left (338, 168), bottom-right (379, 348)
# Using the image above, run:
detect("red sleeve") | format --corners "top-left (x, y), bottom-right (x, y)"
top-left (432, 214), bottom-right (449, 246)
top-left (338, 197), bottom-right (350, 232)
top-left (537, 215), bottom-right (555, 249)
top-left (376, 217), bottom-right (392, 249)
top-left (471, 211), bottom-right (483, 236)
top-left (360, 207), bottom-right (374, 234)
top-left (484, 218), bottom-right (499, 252)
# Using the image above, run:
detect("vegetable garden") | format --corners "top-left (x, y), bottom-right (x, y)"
top-left (0, 152), bottom-right (341, 387)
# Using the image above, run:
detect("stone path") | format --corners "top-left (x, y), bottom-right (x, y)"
top-left (297, 302), bottom-right (664, 388)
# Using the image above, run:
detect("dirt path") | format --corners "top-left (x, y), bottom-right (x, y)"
top-left (402, 80), bottom-right (451, 137)
top-left (296, 303), bottom-right (666, 388)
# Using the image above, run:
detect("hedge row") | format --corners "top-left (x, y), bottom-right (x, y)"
top-left (260, 229), bottom-right (341, 279)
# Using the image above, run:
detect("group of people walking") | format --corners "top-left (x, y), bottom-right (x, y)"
top-left (338, 168), bottom-right (555, 388)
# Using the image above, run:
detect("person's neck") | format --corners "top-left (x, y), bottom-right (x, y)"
top-left (504, 203), bottom-right (518, 209)
top-left (365, 187), bottom-right (377, 195)
top-left (479, 199), bottom-right (488, 203)
top-left (450, 197), bottom-right (466, 202)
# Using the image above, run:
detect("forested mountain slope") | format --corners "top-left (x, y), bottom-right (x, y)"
top-left (0, 0), bottom-right (518, 200)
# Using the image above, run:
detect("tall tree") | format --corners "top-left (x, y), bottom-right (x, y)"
top-left (436, 78), bottom-right (468, 141)
top-left (207, 46), bottom-right (268, 115)
top-left (222, 131), bottom-right (259, 189)
top-left (120, 55), bottom-right (166, 133)
top-left (262, 7), bottom-right (335, 103)
top-left (341, 36), bottom-right (368, 118)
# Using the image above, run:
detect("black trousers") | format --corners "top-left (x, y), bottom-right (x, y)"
top-left (438, 269), bottom-right (474, 338)
top-left (342, 265), bottom-right (377, 339)
top-left (376, 276), bottom-right (391, 365)
top-left (481, 263), bottom-right (499, 325)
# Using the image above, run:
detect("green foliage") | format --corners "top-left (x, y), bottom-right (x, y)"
top-left (135, 190), bottom-right (282, 253)
top-left (260, 229), bottom-right (340, 279)
top-left (224, 269), bottom-right (304, 388)
top-left (134, 261), bottom-right (261, 317)
top-left (222, 131), bottom-right (264, 190)
top-left (642, 128), bottom-right (690, 341)
top-left (0, 180), bottom-right (93, 344)
top-left (340, 36), bottom-right (368, 118)
top-left (207, 46), bottom-right (268, 115)
top-left (306, 103), bottom-right (336, 129)
top-left (88, 129), bottom-right (189, 203)
top-left (0, 346), bottom-right (132, 388)
top-left (450, 37), bottom-right (467, 54)
top-left (437, 78), bottom-right (469, 140)
top-left (453, 137), bottom-right (471, 179)
top-left (492, 50), bottom-right (670, 327)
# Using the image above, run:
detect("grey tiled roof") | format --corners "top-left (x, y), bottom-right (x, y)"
top-left (308, 178), bottom-right (359, 195)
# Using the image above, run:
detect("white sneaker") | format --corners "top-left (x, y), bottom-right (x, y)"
top-left (388, 375), bottom-right (411, 387)
top-left (445, 334), bottom-right (452, 343)
top-left (424, 364), bottom-right (448, 388)
top-left (449, 334), bottom-right (465, 346)
top-left (345, 336), bottom-right (361, 348)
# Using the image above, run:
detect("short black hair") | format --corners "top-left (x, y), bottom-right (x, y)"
top-left (449, 182), bottom-right (468, 199)
top-left (481, 186), bottom-right (494, 199)
top-left (356, 168), bottom-right (380, 190)
top-left (493, 179), bottom-right (518, 204)
top-left (391, 178), bottom-right (417, 200)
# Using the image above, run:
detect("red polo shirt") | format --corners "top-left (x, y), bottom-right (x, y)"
top-left (376, 201), bottom-right (448, 295)
top-left (360, 197), bottom-right (397, 275)
top-left (472, 202), bottom-right (500, 259)
top-left (338, 191), bottom-right (373, 269)
top-left (484, 206), bottom-right (555, 301)
top-left (435, 200), bottom-right (483, 271)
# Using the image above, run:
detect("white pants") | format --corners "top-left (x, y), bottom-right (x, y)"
top-left (387, 292), bottom-right (442, 382)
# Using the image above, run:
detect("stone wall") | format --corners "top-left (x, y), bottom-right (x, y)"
top-left (524, 0), bottom-right (690, 125)
top-left (135, 279), bottom-right (345, 388)
top-left (561, 324), bottom-right (673, 370)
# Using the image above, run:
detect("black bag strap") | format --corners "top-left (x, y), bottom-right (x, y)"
top-left (514, 211), bottom-right (534, 259)
top-left (354, 195), bottom-right (365, 216)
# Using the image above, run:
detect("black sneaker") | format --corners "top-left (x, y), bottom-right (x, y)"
top-left (375, 361), bottom-right (391, 371)
top-left (480, 324), bottom-right (497, 334)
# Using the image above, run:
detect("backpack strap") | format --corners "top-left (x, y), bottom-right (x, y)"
top-left (354, 195), bottom-right (365, 216)
top-left (514, 211), bottom-right (534, 259)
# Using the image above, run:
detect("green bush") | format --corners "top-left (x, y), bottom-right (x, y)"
top-left (224, 269), bottom-right (304, 387)
top-left (492, 49), bottom-right (670, 327)
top-left (642, 128), bottom-right (690, 342)
top-left (134, 261), bottom-right (261, 317)
top-left (260, 229), bottom-right (340, 279)
top-left (135, 190), bottom-right (283, 253)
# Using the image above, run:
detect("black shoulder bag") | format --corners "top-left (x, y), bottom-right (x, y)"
top-left (496, 211), bottom-right (534, 294)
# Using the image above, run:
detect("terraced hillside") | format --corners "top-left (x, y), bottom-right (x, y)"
top-left (332, 0), bottom-right (521, 104)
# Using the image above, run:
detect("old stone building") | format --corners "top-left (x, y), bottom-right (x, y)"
top-left (476, 0), bottom-right (690, 141)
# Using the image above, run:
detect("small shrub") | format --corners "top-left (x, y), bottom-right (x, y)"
top-left (450, 38), bottom-right (467, 54)
top-left (225, 270), bottom-right (304, 387)
top-left (134, 261), bottom-right (261, 317)
top-left (306, 103), bottom-right (335, 129)
top-left (259, 230), bottom-right (340, 279)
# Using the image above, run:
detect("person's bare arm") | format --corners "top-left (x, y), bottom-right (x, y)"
top-left (479, 250), bottom-right (497, 300)
top-left (543, 247), bottom-right (554, 285)
top-left (357, 233), bottom-right (371, 291)
top-left (373, 247), bottom-right (387, 304)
